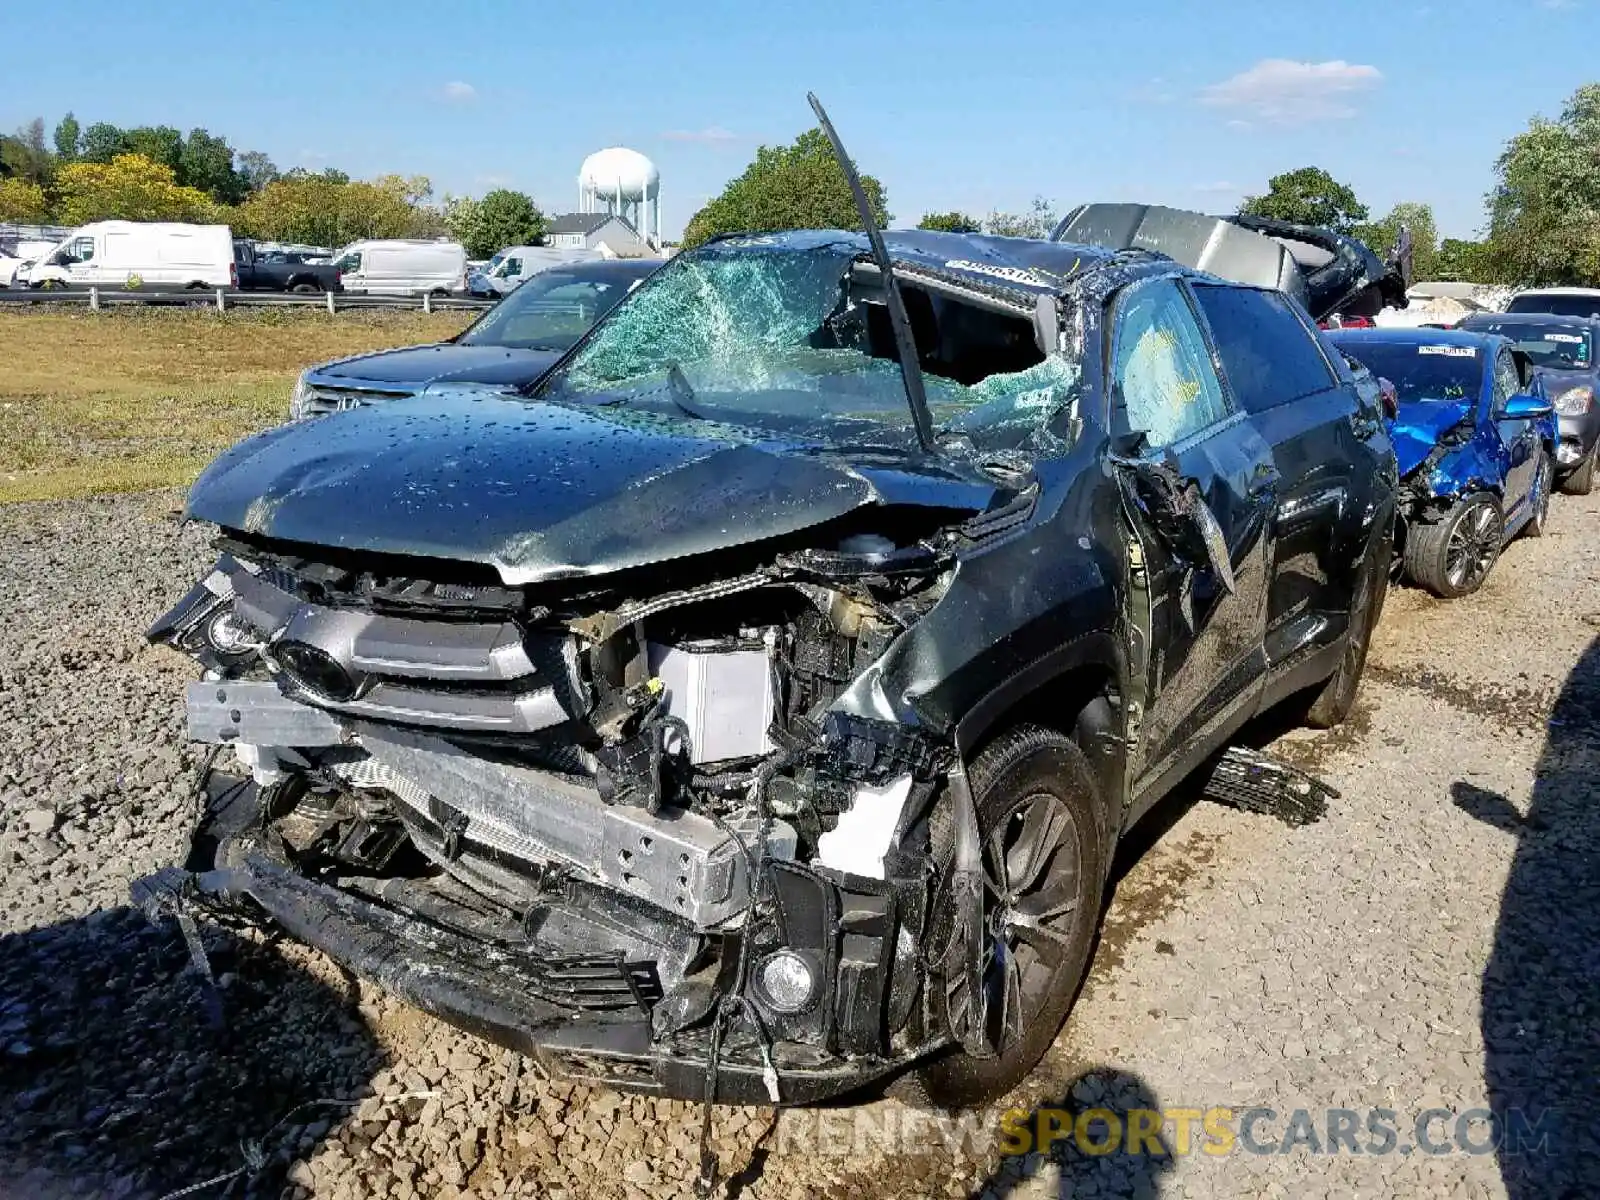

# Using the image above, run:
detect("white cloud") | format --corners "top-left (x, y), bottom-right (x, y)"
top-left (441, 81), bottom-right (477, 102)
top-left (661, 126), bottom-right (738, 143)
top-left (1192, 181), bottom-right (1239, 193)
top-left (1201, 59), bottom-right (1382, 125)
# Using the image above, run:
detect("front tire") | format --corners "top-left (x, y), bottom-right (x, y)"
top-left (1403, 492), bottom-right (1503, 598)
top-left (1560, 442), bottom-right (1596, 496)
top-left (902, 726), bottom-right (1106, 1109)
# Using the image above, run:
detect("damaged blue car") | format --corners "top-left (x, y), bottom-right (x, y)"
top-left (1327, 327), bottom-right (1557, 598)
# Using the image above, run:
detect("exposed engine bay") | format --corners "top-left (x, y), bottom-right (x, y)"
top-left (145, 511), bottom-right (985, 1104)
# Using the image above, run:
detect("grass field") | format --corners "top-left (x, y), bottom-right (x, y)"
top-left (0, 307), bottom-right (474, 503)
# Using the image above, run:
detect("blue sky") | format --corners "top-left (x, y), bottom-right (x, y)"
top-left (4, 0), bottom-right (1593, 240)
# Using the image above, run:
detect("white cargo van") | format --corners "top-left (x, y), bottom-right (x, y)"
top-left (469, 245), bottom-right (602, 297)
top-left (331, 240), bottom-right (467, 296)
top-left (27, 222), bottom-right (234, 289)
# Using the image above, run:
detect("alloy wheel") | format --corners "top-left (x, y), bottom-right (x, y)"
top-left (943, 792), bottom-right (1083, 1057)
top-left (1444, 503), bottom-right (1500, 591)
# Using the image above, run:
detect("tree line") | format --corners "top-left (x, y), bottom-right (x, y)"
top-left (0, 114), bottom-right (546, 258)
top-left (6, 84), bottom-right (1594, 283)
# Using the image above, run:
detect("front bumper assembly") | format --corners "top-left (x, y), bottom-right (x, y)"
top-left (132, 816), bottom-right (916, 1106)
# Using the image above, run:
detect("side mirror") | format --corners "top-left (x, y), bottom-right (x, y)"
top-left (1500, 393), bottom-right (1553, 420)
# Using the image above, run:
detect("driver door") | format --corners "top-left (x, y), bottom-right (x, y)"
top-left (1108, 276), bottom-right (1276, 811)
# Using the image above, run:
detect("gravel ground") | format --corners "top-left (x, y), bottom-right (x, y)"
top-left (0, 489), bottom-right (1595, 1199)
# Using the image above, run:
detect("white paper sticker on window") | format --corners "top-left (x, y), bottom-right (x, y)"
top-left (1418, 345), bottom-right (1477, 357)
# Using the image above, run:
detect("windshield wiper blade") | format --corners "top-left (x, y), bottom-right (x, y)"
top-left (807, 92), bottom-right (937, 453)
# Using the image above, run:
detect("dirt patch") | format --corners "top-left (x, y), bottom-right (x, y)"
top-left (1092, 829), bottom-right (1221, 978)
top-left (1364, 662), bottom-right (1554, 729)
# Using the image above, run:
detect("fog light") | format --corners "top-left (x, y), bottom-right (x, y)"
top-left (755, 950), bottom-right (817, 1014)
top-left (204, 607), bottom-right (254, 654)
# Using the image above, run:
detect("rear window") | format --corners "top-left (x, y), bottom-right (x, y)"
top-left (1191, 284), bottom-right (1336, 414)
top-left (1461, 319), bottom-right (1593, 369)
top-left (1506, 293), bottom-right (1600, 320)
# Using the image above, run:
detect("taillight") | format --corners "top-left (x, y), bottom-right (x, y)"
top-left (229, 262), bottom-right (238, 288)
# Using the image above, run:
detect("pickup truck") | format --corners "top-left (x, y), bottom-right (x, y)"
top-left (233, 240), bottom-right (342, 293)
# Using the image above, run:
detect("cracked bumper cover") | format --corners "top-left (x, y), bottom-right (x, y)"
top-left (131, 839), bottom-right (899, 1106)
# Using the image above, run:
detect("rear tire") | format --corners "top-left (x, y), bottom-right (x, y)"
top-left (898, 725), bottom-right (1106, 1109)
top-left (1523, 449), bottom-right (1552, 538)
top-left (1403, 492), bottom-right (1503, 598)
top-left (1560, 442), bottom-right (1596, 496)
top-left (290, 282), bottom-right (319, 295)
top-left (1303, 519), bottom-right (1391, 729)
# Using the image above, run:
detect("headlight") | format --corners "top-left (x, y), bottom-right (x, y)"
top-left (288, 371), bottom-right (314, 420)
top-left (1554, 386), bottom-right (1595, 416)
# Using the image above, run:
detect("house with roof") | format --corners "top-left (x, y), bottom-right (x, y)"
top-left (543, 213), bottom-right (651, 257)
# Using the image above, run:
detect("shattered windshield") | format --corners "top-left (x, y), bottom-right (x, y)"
top-left (538, 240), bottom-right (1081, 437)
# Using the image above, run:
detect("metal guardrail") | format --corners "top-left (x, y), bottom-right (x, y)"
top-left (0, 287), bottom-right (495, 313)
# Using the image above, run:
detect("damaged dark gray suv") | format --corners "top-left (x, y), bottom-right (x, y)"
top-left (140, 209), bottom-right (1396, 1112)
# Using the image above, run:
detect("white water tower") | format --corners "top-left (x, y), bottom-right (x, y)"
top-left (579, 147), bottom-right (661, 249)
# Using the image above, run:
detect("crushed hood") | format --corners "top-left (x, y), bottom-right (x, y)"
top-left (310, 344), bottom-right (564, 390)
top-left (185, 392), bottom-right (999, 584)
top-left (1389, 397), bottom-right (1476, 478)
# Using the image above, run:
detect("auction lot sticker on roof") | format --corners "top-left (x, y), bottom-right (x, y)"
top-left (1418, 345), bottom-right (1477, 357)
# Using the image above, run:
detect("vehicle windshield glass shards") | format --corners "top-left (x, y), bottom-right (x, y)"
top-left (540, 239), bottom-right (1080, 436)
top-left (1346, 341), bottom-right (1481, 404)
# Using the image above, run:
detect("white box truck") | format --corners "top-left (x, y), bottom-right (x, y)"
top-left (330, 240), bottom-right (467, 296)
top-left (26, 222), bottom-right (235, 290)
